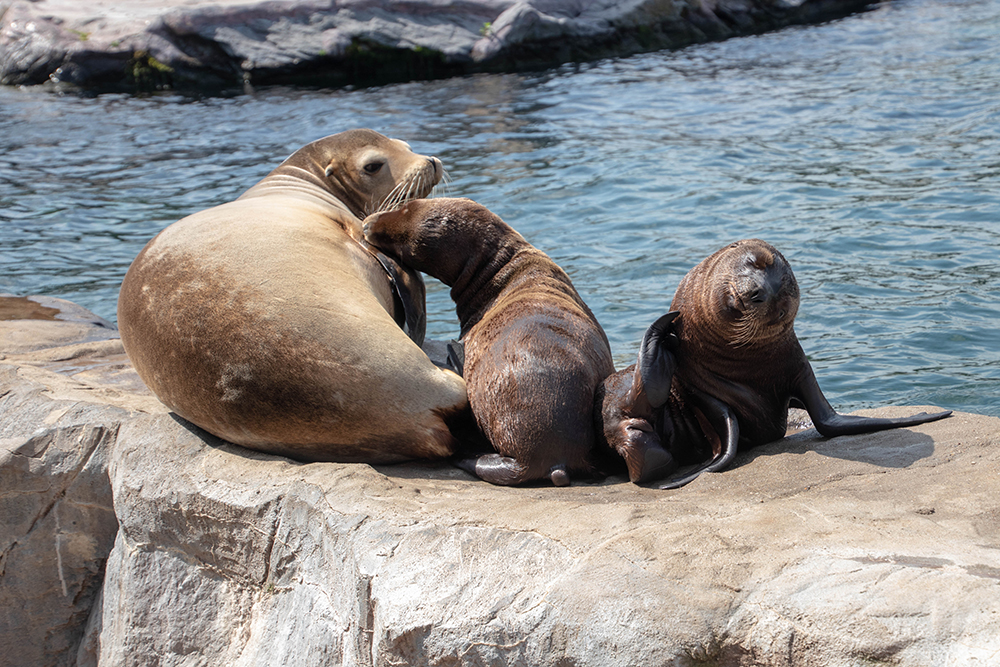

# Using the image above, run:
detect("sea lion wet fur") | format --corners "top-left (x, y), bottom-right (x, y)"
top-left (597, 238), bottom-right (952, 487)
top-left (365, 197), bottom-right (615, 486)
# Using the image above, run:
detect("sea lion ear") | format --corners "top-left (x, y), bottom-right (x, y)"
top-left (324, 160), bottom-right (338, 178)
top-left (637, 311), bottom-right (680, 410)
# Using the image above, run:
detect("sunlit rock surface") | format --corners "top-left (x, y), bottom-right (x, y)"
top-left (1, 294), bottom-right (997, 667)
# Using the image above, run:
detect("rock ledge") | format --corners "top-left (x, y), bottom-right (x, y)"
top-left (1, 296), bottom-right (998, 667)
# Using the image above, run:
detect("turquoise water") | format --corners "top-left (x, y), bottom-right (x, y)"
top-left (1, 0), bottom-right (998, 416)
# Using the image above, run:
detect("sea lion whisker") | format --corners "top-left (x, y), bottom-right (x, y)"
top-left (393, 183), bottom-right (411, 211)
top-left (375, 166), bottom-right (439, 214)
top-left (391, 173), bottom-right (422, 209)
top-left (732, 315), bottom-right (761, 347)
top-left (406, 176), bottom-right (420, 203)
top-left (376, 180), bottom-right (409, 214)
top-left (388, 176), bottom-right (420, 213)
top-left (389, 180), bottom-right (409, 204)
top-left (433, 173), bottom-right (451, 198)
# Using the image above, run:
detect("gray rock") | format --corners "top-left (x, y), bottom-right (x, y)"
top-left (84, 403), bottom-right (999, 666)
top-left (0, 296), bottom-right (161, 667)
top-left (0, 294), bottom-right (117, 355)
top-left (0, 0), bottom-right (875, 91)
top-left (2, 296), bottom-right (998, 666)
top-left (0, 373), bottom-right (122, 667)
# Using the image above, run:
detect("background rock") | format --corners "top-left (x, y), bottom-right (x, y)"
top-left (0, 378), bottom-right (122, 667)
top-left (0, 0), bottom-right (875, 92)
top-left (0, 295), bottom-right (117, 355)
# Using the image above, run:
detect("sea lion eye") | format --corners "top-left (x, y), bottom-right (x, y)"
top-left (363, 161), bottom-right (384, 174)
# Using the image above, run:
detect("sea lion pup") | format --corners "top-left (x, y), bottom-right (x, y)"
top-left (118, 129), bottom-right (468, 463)
top-left (364, 197), bottom-right (616, 487)
top-left (597, 238), bottom-right (952, 488)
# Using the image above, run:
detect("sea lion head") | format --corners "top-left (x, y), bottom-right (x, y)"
top-left (364, 197), bottom-right (516, 286)
top-left (674, 238), bottom-right (800, 349)
top-left (271, 129), bottom-right (444, 220)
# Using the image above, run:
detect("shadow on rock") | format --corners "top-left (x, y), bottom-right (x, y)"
top-left (732, 427), bottom-right (936, 473)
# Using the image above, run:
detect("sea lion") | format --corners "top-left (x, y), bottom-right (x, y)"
top-left (117, 129), bottom-right (468, 463)
top-left (596, 238), bottom-right (952, 488)
top-left (364, 197), bottom-right (615, 486)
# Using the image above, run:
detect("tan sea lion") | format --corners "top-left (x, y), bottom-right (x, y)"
top-left (118, 129), bottom-right (468, 463)
top-left (596, 238), bottom-right (952, 487)
top-left (364, 197), bottom-right (615, 486)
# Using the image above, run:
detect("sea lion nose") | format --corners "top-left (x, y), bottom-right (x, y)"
top-left (362, 212), bottom-right (381, 236)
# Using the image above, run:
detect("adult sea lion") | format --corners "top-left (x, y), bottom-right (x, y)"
top-left (118, 129), bottom-right (468, 463)
top-left (364, 197), bottom-right (615, 486)
top-left (596, 238), bottom-right (952, 488)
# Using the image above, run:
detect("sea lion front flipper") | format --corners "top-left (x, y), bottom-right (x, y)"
top-left (658, 392), bottom-right (740, 490)
top-left (373, 250), bottom-right (427, 345)
top-left (637, 311), bottom-right (681, 410)
top-left (793, 360), bottom-right (952, 437)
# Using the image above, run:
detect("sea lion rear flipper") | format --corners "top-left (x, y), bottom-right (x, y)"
top-left (658, 392), bottom-right (739, 490)
top-left (637, 311), bottom-right (680, 410)
top-left (456, 454), bottom-right (571, 487)
top-left (446, 339), bottom-right (465, 376)
top-left (602, 311), bottom-right (680, 483)
top-left (793, 361), bottom-right (952, 437)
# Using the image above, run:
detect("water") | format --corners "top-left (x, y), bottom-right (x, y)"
top-left (1, 0), bottom-right (998, 417)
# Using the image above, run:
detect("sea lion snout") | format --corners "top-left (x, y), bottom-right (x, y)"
top-left (362, 207), bottom-right (403, 239)
top-left (721, 242), bottom-right (799, 323)
top-left (362, 204), bottom-right (424, 266)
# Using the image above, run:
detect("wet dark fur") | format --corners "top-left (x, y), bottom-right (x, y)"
top-left (365, 197), bottom-right (615, 486)
top-left (597, 238), bottom-right (952, 487)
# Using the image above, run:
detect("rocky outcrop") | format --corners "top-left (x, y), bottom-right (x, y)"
top-left (2, 294), bottom-right (999, 666)
top-left (0, 0), bottom-right (876, 92)
top-left (0, 296), bottom-right (164, 667)
top-left (88, 407), bottom-right (1000, 666)
top-left (0, 369), bottom-right (122, 667)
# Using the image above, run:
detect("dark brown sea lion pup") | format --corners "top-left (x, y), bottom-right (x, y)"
top-left (118, 129), bottom-right (468, 463)
top-left (596, 238), bottom-right (952, 488)
top-left (364, 197), bottom-right (615, 486)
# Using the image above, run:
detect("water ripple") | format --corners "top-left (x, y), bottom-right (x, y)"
top-left (1, 0), bottom-right (998, 416)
